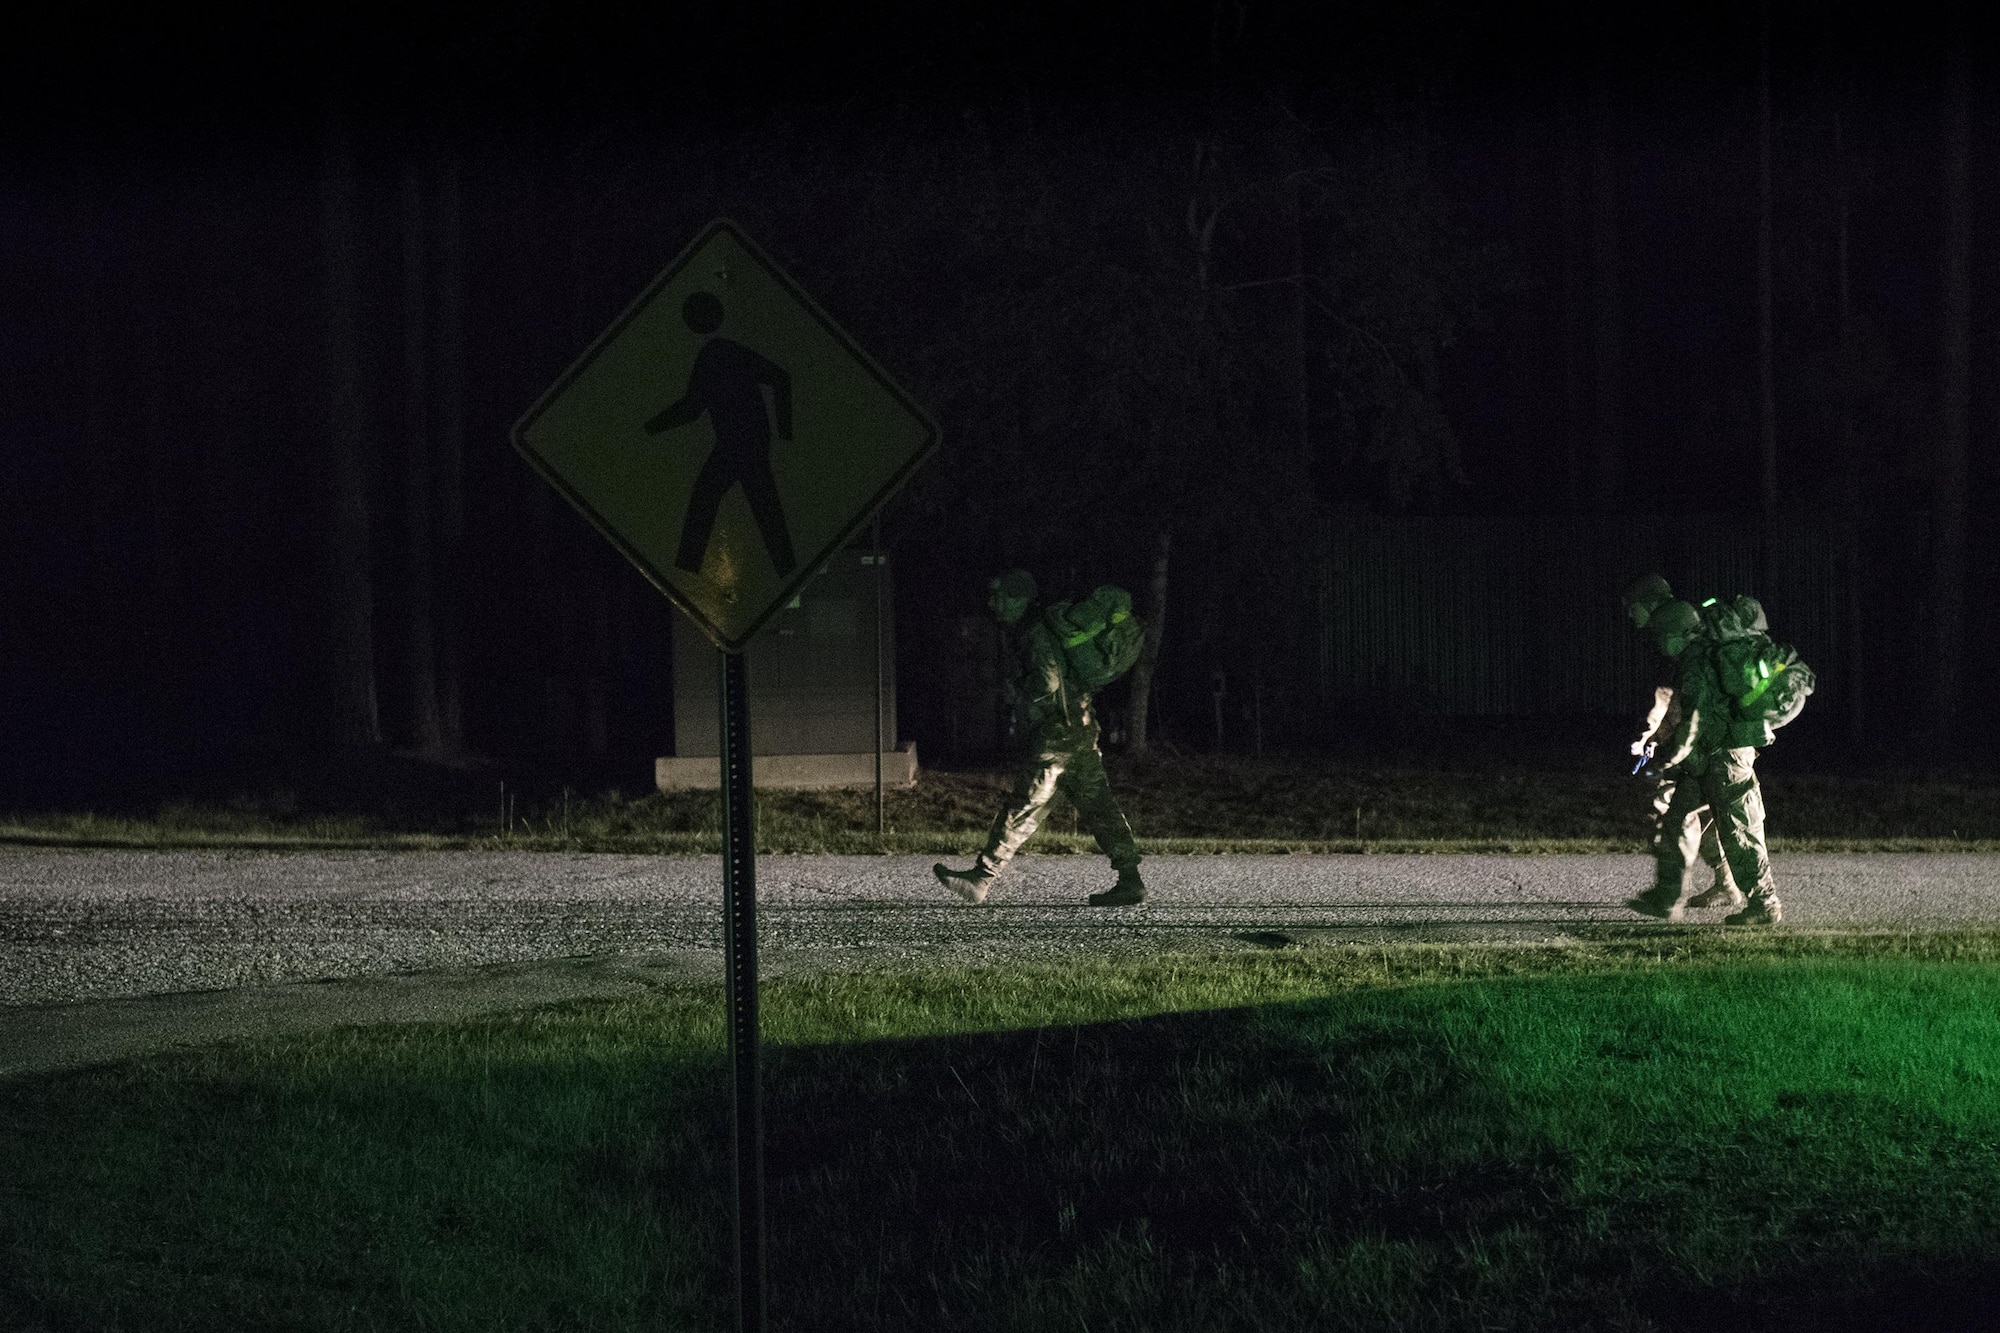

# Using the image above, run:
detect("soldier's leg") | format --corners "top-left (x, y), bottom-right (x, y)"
top-left (1057, 735), bottom-right (1145, 905)
top-left (1055, 739), bottom-right (1140, 872)
top-left (1633, 767), bottom-right (1707, 918)
top-left (976, 743), bottom-right (1068, 874)
top-left (1705, 748), bottom-right (1779, 917)
top-left (1647, 771), bottom-right (1707, 895)
top-left (1698, 814), bottom-right (1728, 877)
top-left (1685, 809), bottom-right (1743, 908)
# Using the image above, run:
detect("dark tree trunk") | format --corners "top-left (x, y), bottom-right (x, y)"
top-left (515, 139), bottom-right (574, 754)
top-left (433, 148), bottom-right (467, 754)
top-left (76, 163), bottom-right (125, 677)
top-left (401, 157), bottom-right (445, 756)
top-left (567, 181), bottom-right (603, 757)
top-left (1276, 142), bottom-right (1315, 733)
top-left (1756, 3), bottom-right (1778, 514)
top-left (1125, 529), bottom-right (1172, 754)
top-left (1508, 114), bottom-right (1550, 504)
top-left (511, 144), bottom-right (566, 754)
top-left (135, 218), bottom-right (182, 727)
top-left (587, 563), bottom-right (613, 758)
top-left (1278, 139), bottom-right (1312, 484)
top-left (528, 478), bottom-right (568, 751)
top-left (1588, 68), bottom-right (1623, 511)
top-left (320, 111), bottom-right (382, 747)
top-left (1934, 30), bottom-right (1971, 734)
top-left (1558, 91), bottom-right (1588, 512)
top-left (1833, 102), bottom-right (1866, 743)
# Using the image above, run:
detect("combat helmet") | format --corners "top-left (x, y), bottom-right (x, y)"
top-left (1649, 599), bottom-right (1702, 653)
top-left (990, 568), bottom-right (1037, 601)
top-left (1621, 574), bottom-right (1674, 628)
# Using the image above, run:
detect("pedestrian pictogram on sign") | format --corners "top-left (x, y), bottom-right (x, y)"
top-left (511, 218), bottom-right (940, 652)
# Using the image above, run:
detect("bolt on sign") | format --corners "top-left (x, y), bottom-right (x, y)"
top-left (512, 218), bottom-right (940, 651)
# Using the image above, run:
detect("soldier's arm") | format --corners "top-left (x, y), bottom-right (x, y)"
top-left (1658, 656), bottom-right (1724, 768)
top-left (1025, 626), bottom-right (1067, 706)
top-left (1011, 623), bottom-right (1070, 724)
top-left (1635, 685), bottom-right (1672, 750)
top-left (1653, 665), bottom-right (1698, 768)
top-left (1657, 714), bottom-right (1697, 770)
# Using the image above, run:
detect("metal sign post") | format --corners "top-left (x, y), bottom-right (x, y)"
top-left (718, 648), bottom-right (764, 1332)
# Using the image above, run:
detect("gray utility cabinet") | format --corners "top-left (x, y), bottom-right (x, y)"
top-left (660, 548), bottom-right (911, 788)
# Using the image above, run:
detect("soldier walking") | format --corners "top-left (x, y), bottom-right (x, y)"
top-left (1622, 574), bottom-right (1739, 910)
top-left (1626, 599), bottom-right (1784, 925)
top-left (933, 569), bottom-right (1147, 906)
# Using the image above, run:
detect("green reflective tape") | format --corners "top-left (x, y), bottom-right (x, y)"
top-left (1739, 661), bottom-right (1786, 708)
top-left (1061, 610), bottom-right (1127, 646)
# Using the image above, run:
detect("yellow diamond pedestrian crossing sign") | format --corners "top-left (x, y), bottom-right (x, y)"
top-left (511, 219), bottom-right (940, 651)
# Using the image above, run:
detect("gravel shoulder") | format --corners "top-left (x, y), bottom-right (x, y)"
top-left (4, 848), bottom-right (1998, 1075)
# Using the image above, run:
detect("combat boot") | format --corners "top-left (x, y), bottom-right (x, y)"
top-left (932, 862), bottom-right (996, 905)
top-left (1089, 867), bottom-right (1146, 907)
top-left (1724, 897), bottom-right (1782, 926)
top-left (1686, 878), bottom-right (1746, 911)
top-left (1625, 887), bottom-right (1685, 922)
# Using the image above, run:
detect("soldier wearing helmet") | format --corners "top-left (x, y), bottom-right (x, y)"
top-left (933, 569), bottom-right (1146, 907)
top-left (1620, 573), bottom-right (1675, 630)
top-left (1622, 575), bottom-right (1739, 911)
top-left (1627, 599), bottom-right (1784, 926)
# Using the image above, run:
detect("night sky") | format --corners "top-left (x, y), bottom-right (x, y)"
top-left (2, 0), bottom-right (1994, 793)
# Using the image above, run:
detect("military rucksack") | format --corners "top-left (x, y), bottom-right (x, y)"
top-left (1714, 633), bottom-right (1815, 747)
top-left (1044, 585), bottom-right (1145, 691)
top-left (1698, 594), bottom-right (1765, 637)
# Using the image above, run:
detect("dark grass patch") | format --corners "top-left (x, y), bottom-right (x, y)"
top-left (755, 953), bottom-right (2000, 1330)
top-left (7, 939), bottom-right (2000, 1329)
top-left (755, 1008), bottom-right (1592, 1330)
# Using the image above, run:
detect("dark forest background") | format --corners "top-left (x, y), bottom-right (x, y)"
top-left (2, 0), bottom-right (1995, 802)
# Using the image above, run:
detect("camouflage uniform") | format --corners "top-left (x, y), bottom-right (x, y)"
top-left (975, 612), bottom-right (1141, 877)
top-left (1632, 603), bottom-right (1781, 923)
top-left (934, 570), bottom-right (1143, 906)
top-left (1637, 653), bottom-right (1733, 899)
top-left (1623, 576), bottom-right (1731, 899)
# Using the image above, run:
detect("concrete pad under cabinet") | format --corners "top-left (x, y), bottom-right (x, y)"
top-left (655, 742), bottom-right (918, 790)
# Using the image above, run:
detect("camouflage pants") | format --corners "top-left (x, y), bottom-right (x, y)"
top-left (1651, 747), bottom-right (1777, 906)
top-left (1651, 782), bottom-right (1729, 885)
top-left (978, 726), bottom-right (1140, 874)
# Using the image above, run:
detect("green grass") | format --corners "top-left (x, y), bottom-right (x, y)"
top-left (5, 751), bottom-right (2000, 853)
top-left (6, 932), bottom-right (2000, 1330)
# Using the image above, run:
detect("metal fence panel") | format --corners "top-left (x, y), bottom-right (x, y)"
top-left (1319, 514), bottom-right (1843, 716)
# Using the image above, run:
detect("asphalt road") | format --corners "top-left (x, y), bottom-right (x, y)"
top-left (3, 848), bottom-right (1997, 1075)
